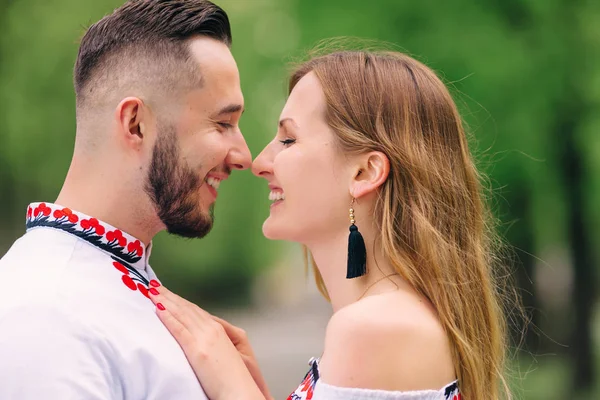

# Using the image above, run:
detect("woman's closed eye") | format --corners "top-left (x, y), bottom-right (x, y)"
top-left (279, 138), bottom-right (296, 146)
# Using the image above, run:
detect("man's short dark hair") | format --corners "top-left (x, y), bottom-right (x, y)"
top-left (74, 0), bottom-right (231, 109)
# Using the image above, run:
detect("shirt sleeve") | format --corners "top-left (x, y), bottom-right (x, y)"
top-left (0, 304), bottom-right (121, 400)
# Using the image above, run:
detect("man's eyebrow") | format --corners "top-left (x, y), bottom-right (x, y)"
top-left (213, 104), bottom-right (244, 117)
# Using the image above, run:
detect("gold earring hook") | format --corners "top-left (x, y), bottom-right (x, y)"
top-left (349, 198), bottom-right (356, 225)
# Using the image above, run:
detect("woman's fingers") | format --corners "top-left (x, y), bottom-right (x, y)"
top-left (151, 284), bottom-right (213, 321)
top-left (150, 285), bottom-right (208, 334)
top-left (211, 315), bottom-right (248, 347)
top-left (150, 286), bottom-right (219, 365)
top-left (149, 284), bottom-right (232, 353)
top-left (148, 284), bottom-right (268, 399)
top-left (155, 302), bottom-right (196, 350)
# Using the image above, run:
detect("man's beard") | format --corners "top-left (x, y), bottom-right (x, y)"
top-left (144, 125), bottom-right (214, 238)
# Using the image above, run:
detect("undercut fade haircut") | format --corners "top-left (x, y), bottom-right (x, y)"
top-left (74, 0), bottom-right (231, 111)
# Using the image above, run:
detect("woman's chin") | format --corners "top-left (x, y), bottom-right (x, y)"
top-left (262, 220), bottom-right (279, 240)
top-left (262, 219), bottom-right (293, 241)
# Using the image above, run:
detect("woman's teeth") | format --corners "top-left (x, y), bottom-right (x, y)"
top-left (206, 177), bottom-right (221, 190)
top-left (269, 191), bottom-right (285, 202)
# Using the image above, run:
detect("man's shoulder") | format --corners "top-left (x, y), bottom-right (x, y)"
top-left (0, 227), bottom-right (80, 272)
top-left (0, 229), bottom-right (127, 329)
top-left (0, 297), bottom-right (91, 335)
top-left (0, 227), bottom-right (118, 289)
top-left (0, 278), bottom-right (102, 339)
top-left (1, 228), bottom-right (84, 298)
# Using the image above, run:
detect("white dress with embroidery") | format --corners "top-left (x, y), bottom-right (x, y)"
top-left (287, 358), bottom-right (461, 400)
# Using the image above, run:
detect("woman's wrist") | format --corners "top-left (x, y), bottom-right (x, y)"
top-left (218, 368), bottom-right (268, 400)
top-left (220, 384), bottom-right (266, 400)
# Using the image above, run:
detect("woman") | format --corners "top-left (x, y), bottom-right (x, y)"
top-left (148, 49), bottom-right (512, 399)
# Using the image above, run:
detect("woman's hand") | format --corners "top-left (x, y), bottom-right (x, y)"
top-left (211, 315), bottom-right (272, 400)
top-left (148, 283), bottom-right (267, 400)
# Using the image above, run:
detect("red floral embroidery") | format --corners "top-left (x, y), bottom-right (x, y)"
top-left (127, 240), bottom-right (143, 257)
top-left (113, 261), bottom-right (150, 299)
top-left (27, 203), bottom-right (150, 300)
top-left (28, 204), bottom-right (141, 263)
top-left (122, 275), bottom-right (137, 290)
top-left (137, 283), bottom-right (150, 298)
top-left (288, 367), bottom-right (316, 400)
top-left (107, 229), bottom-right (127, 247)
top-left (113, 261), bottom-right (129, 275)
top-left (53, 208), bottom-right (79, 223)
top-left (80, 218), bottom-right (105, 235)
top-left (34, 203), bottom-right (51, 217)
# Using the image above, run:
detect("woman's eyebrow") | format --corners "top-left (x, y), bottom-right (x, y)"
top-left (278, 117), bottom-right (298, 129)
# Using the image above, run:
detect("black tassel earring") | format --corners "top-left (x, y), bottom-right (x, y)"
top-left (347, 198), bottom-right (367, 279)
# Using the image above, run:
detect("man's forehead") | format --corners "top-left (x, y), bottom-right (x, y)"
top-left (188, 37), bottom-right (238, 76)
top-left (185, 38), bottom-right (244, 115)
top-left (191, 45), bottom-right (241, 94)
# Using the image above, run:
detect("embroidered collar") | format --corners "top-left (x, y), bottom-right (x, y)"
top-left (26, 202), bottom-right (150, 272)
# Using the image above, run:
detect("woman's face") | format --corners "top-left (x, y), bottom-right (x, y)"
top-left (252, 72), bottom-right (352, 244)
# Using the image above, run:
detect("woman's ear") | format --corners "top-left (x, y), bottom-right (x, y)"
top-left (349, 151), bottom-right (390, 199)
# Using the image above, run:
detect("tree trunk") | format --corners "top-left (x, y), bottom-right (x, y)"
top-left (555, 93), bottom-right (595, 390)
top-left (502, 182), bottom-right (539, 351)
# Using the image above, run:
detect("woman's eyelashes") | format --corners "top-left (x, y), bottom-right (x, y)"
top-left (279, 138), bottom-right (296, 146)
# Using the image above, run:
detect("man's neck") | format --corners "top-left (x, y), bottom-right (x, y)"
top-left (55, 161), bottom-right (161, 245)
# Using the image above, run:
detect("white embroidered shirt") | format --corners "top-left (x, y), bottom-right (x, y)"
top-left (0, 203), bottom-right (208, 400)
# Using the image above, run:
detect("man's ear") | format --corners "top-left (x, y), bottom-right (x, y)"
top-left (114, 97), bottom-right (146, 148)
top-left (349, 151), bottom-right (390, 199)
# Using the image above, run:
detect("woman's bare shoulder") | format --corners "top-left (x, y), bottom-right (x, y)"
top-left (319, 291), bottom-right (455, 392)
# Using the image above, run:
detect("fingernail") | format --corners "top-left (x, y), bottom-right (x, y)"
top-left (149, 288), bottom-right (159, 296)
top-left (157, 303), bottom-right (165, 311)
top-left (149, 280), bottom-right (161, 287)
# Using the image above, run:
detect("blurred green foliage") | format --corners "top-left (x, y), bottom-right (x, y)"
top-left (1, 0), bottom-right (599, 398)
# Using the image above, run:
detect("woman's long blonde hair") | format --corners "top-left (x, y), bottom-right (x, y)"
top-left (292, 50), bottom-right (514, 399)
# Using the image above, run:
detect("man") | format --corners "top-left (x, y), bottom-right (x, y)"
top-left (0, 1), bottom-right (251, 398)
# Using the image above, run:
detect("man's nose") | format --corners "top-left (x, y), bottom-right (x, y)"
top-left (227, 132), bottom-right (252, 170)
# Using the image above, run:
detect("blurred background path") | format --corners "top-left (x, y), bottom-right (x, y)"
top-left (222, 286), bottom-right (331, 399)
